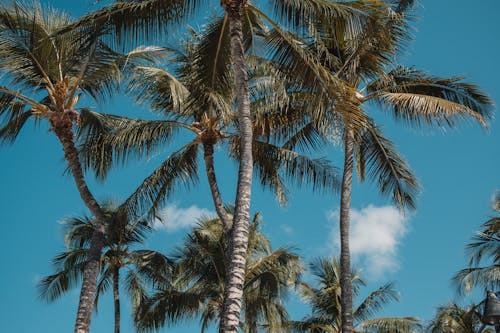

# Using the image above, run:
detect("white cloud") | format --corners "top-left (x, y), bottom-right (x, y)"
top-left (327, 205), bottom-right (410, 279)
top-left (280, 224), bottom-right (294, 235)
top-left (155, 203), bottom-right (215, 232)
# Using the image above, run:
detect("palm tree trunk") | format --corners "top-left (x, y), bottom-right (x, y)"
top-left (203, 142), bottom-right (232, 234)
top-left (52, 119), bottom-right (105, 333)
top-left (113, 266), bottom-right (120, 333)
top-left (219, 0), bottom-right (253, 332)
top-left (339, 128), bottom-right (355, 333)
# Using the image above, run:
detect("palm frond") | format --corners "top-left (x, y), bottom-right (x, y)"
top-left (78, 109), bottom-right (187, 179)
top-left (354, 283), bottom-right (399, 323)
top-left (245, 247), bottom-right (302, 291)
top-left (134, 288), bottom-right (202, 332)
top-left (129, 249), bottom-right (174, 288)
top-left (129, 65), bottom-right (189, 115)
top-left (357, 316), bottom-right (422, 333)
top-left (355, 123), bottom-right (419, 210)
top-left (465, 217), bottom-right (500, 265)
top-left (366, 66), bottom-right (493, 128)
top-left (37, 249), bottom-right (89, 302)
top-left (121, 141), bottom-right (200, 219)
top-left (427, 303), bottom-right (481, 333)
top-left (57, 0), bottom-right (205, 45)
top-left (93, 264), bottom-right (113, 313)
top-left (230, 137), bottom-right (341, 204)
top-left (453, 265), bottom-right (500, 295)
top-left (271, 0), bottom-right (376, 35)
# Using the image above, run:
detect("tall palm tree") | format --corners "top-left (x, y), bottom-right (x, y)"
top-left (267, 3), bottom-right (494, 332)
top-left (134, 210), bottom-right (303, 333)
top-left (288, 257), bottom-right (421, 333)
top-left (61, 2), bottom-right (381, 331)
top-left (79, 18), bottom-right (341, 226)
top-left (0, 2), bottom-right (165, 332)
top-left (38, 201), bottom-right (172, 333)
top-left (453, 199), bottom-right (500, 295)
top-left (427, 302), bottom-right (484, 333)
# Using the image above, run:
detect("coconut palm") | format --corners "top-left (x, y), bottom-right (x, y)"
top-left (134, 210), bottom-right (302, 333)
top-left (0, 2), bottom-right (165, 331)
top-left (453, 199), bottom-right (500, 295)
top-left (288, 257), bottom-right (421, 333)
top-left (61, 1), bottom-right (383, 331)
top-left (79, 18), bottom-right (341, 228)
top-left (38, 201), bottom-right (172, 333)
top-left (427, 302), bottom-right (484, 333)
top-left (268, 3), bottom-right (494, 332)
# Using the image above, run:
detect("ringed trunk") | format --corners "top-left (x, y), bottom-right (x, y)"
top-left (219, 0), bottom-right (253, 332)
top-left (339, 128), bottom-right (355, 333)
top-left (203, 142), bottom-right (232, 234)
top-left (51, 118), bottom-right (105, 333)
top-left (113, 266), bottom-right (120, 333)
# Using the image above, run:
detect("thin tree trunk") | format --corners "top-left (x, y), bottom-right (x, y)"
top-left (339, 128), bottom-right (354, 333)
top-left (113, 266), bottom-right (120, 333)
top-left (203, 142), bottom-right (232, 234)
top-left (219, 0), bottom-right (253, 332)
top-left (52, 119), bottom-right (105, 333)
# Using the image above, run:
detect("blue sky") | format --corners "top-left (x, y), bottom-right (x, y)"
top-left (0, 0), bottom-right (499, 332)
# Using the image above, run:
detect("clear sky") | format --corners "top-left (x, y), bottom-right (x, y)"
top-left (0, 1), bottom-right (499, 332)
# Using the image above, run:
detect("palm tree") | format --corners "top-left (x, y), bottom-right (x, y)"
top-left (453, 198), bottom-right (500, 295)
top-left (0, 2), bottom-right (165, 332)
top-left (269, 3), bottom-right (494, 332)
top-left (427, 302), bottom-right (484, 333)
top-left (79, 19), bottom-right (341, 226)
top-left (134, 210), bottom-right (303, 333)
top-left (288, 257), bottom-right (421, 333)
top-left (38, 201), bottom-right (172, 333)
top-left (61, 2), bottom-right (381, 331)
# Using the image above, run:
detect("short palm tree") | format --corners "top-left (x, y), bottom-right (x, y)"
top-left (0, 2), bottom-right (165, 331)
top-left (134, 210), bottom-right (303, 333)
top-left (288, 257), bottom-right (421, 333)
top-left (453, 199), bottom-right (500, 294)
top-left (427, 303), bottom-right (484, 333)
top-left (38, 201), bottom-right (172, 333)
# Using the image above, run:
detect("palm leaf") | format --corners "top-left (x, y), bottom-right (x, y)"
top-left (453, 265), bottom-right (500, 295)
top-left (129, 65), bottom-right (189, 115)
top-left (355, 123), bottom-right (419, 210)
top-left (230, 137), bottom-right (341, 202)
top-left (134, 288), bottom-right (202, 332)
top-left (357, 316), bottom-right (421, 333)
top-left (122, 141), bottom-right (200, 219)
top-left (465, 217), bottom-right (500, 265)
top-left (354, 283), bottom-right (399, 323)
top-left (93, 264), bottom-right (113, 313)
top-left (78, 109), bottom-right (187, 179)
top-left (57, 0), bottom-right (205, 45)
top-left (366, 66), bottom-right (493, 128)
top-left (37, 249), bottom-right (89, 302)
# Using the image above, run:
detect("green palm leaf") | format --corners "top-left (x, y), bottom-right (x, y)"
top-left (38, 249), bottom-right (89, 302)
top-left (122, 141), bottom-right (200, 218)
top-left (353, 283), bottom-right (399, 323)
top-left (355, 123), bottom-right (419, 210)
top-left (357, 317), bottom-right (421, 333)
top-left (366, 66), bottom-right (493, 128)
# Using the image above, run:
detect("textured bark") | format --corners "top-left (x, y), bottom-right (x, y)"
top-left (51, 116), bottom-right (105, 333)
top-left (219, 1), bottom-right (253, 332)
top-left (339, 128), bottom-right (355, 333)
top-left (203, 142), bottom-right (232, 234)
top-left (113, 266), bottom-right (120, 333)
